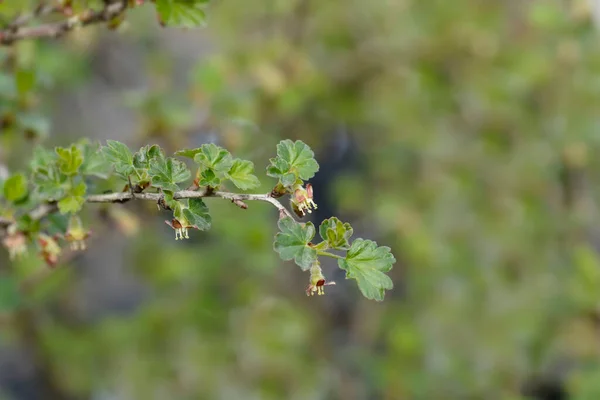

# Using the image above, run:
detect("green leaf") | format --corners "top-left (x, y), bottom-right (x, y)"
top-left (58, 195), bottom-right (84, 214)
top-left (155, 0), bottom-right (208, 28)
top-left (58, 182), bottom-right (86, 214)
top-left (149, 157), bottom-right (191, 191)
top-left (273, 216), bottom-right (317, 270)
top-left (32, 164), bottom-right (66, 200)
top-left (338, 239), bottom-right (395, 301)
top-left (193, 143), bottom-right (233, 174)
top-left (0, 276), bottom-right (21, 312)
top-left (80, 142), bottom-right (111, 179)
top-left (31, 145), bottom-right (56, 171)
top-left (174, 148), bottom-right (202, 159)
top-left (267, 140), bottom-right (319, 186)
top-left (182, 198), bottom-right (211, 230)
top-left (225, 159), bottom-right (260, 190)
top-left (266, 157), bottom-right (289, 179)
top-left (199, 169), bottom-right (220, 187)
top-left (319, 217), bottom-right (353, 250)
top-left (101, 140), bottom-right (135, 179)
top-left (3, 173), bottom-right (28, 202)
top-left (133, 144), bottom-right (162, 169)
top-left (55, 145), bottom-right (83, 176)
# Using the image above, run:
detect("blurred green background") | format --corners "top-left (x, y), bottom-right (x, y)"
top-left (3, 0), bottom-right (600, 399)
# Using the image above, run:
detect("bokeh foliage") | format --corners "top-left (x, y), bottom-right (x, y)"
top-left (3, 0), bottom-right (600, 399)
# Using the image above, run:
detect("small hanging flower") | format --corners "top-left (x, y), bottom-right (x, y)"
top-left (306, 262), bottom-right (336, 296)
top-left (38, 233), bottom-right (62, 267)
top-left (2, 225), bottom-right (27, 260)
top-left (291, 183), bottom-right (317, 217)
top-left (164, 213), bottom-right (197, 240)
top-left (64, 215), bottom-right (91, 251)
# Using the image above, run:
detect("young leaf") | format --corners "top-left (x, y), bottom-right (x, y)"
top-left (101, 140), bottom-right (135, 179)
top-left (55, 145), bottom-right (83, 176)
top-left (225, 159), bottom-right (261, 190)
top-left (319, 217), bottom-right (353, 250)
top-left (182, 198), bottom-right (211, 230)
top-left (31, 145), bottom-right (56, 171)
top-left (133, 144), bottom-right (162, 169)
top-left (58, 182), bottom-right (86, 214)
top-left (273, 216), bottom-right (317, 270)
top-left (267, 140), bottom-right (319, 186)
top-left (155, 0), bottom-right (208, 28)
top-left (58, 195), bottom-right (84, 214)
top-left (80, 142), bottom-right (111, 179)
top-left (32, 165), bottom-right (66, 200)
top-left (192, 143), bottom-right (233, 173)
top-left (149, 157), bottom-right (191, 191)
top-left (3, 173), bottom-right (28, 202)
top-left (199, 169), bottom-right (220, 187)
top-left (338, 239), bottom-right (395, 301)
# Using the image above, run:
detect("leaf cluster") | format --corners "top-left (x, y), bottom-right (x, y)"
top-left (1, 139), bottom-right (395, 300)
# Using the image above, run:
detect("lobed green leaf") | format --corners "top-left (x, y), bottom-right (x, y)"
top-left (80, 141), bottom-right (111, 179)
top-left (149, 157), bottom-right (191, 192)
top-left (273, 216), bottom-right (317, 270)
top-left (225, 159), bottom-right (261, 190)
top-left (192, 143), bottom-right (233, 174)
top-left (182, 198), bottom-right (212, 230)
top-left (56, 145), bottom-right (83, 176)
top-left (101, 140), bottom-right (135, 179)
top-left (57, 182), bottom-right (86, 214)
top-left (199, 169), bottom-right (220, 187)
top-left (319, 217), bottom-right (353, 250)
top-left (338, 239), bottom-right (395, 301)
top-left (267, 140), bottom-right (319, 187)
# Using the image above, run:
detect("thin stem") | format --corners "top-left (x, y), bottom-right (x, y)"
top-left (0, 2), bottom-right (131, 46)
top-left (0, 188), bottom-right (295, 238)
top-left (317, 251), bottom-right (344, 260)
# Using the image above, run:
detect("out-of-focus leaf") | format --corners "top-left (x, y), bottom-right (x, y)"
top-left (273, 216), bottom-right (317, 270)
top-left (32, 164), bottom-right (66, 200)
top-left (15, 68), bottom-right (36, 96)
top-left (31, 145), bottom-right (56, 171)
top-left (58, 182), bottom-right (86, 214)
top-left (80, 142), bottom-right (111, 179)
top-left (155, 0), bottom-right (208, 28)
top-left (56, 145), bottom-right (83, 176)
top-left (3, 173), bottom-right (28, 202)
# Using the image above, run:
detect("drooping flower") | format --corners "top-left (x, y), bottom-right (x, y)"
top-left (64, 215), bottom-right (91, 251)
top-left (306, 262), bottom-right (335, 296)
top-left (2, 225), bottom-right (27, 260)
top-left (291, 183), bottom-right (317, 217)
top-left (38, 233), bottom-right (62, 267)
top-left (164, 214), bottom-right (197, 240)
